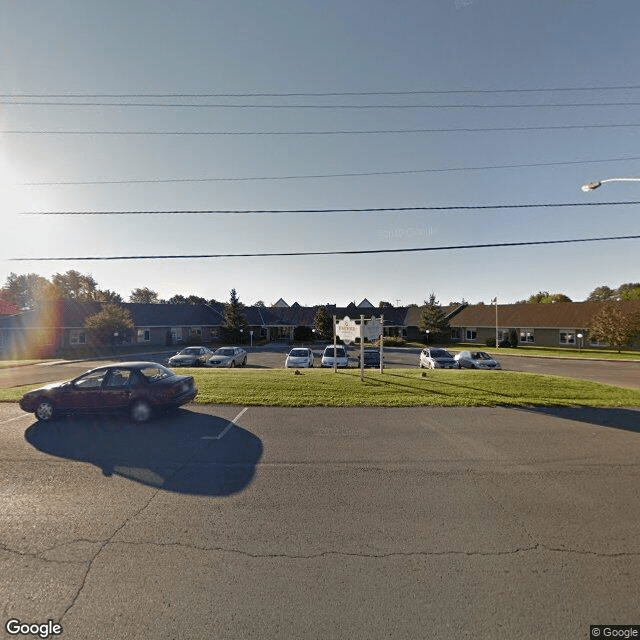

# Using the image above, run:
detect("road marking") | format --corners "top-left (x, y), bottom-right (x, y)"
top-left (201, 407), bottom-right (248, 441)
top-left (0, 412), bottom-right (31, 426)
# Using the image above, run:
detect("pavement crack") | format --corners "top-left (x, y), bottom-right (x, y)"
top-left (105, 539), bottom-right (545, 559)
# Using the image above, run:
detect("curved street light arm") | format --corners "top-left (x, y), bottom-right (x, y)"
top-left (581, 177), bottom-right (640, 191)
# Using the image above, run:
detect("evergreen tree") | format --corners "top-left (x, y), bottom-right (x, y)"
top-left (419, 293), bottom-right (449, 341)
top-left (223, 289), bottom-right (247, 341)
top-left (313, 306), bottom-right (333, 340)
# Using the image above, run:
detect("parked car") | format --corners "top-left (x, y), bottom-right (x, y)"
top-left (419, 348), bottom-right (459, 369)
top-left (285, 347), bottom-right (314, 368)
top-left (455, 350), bottom-right (502, 370)
top-left (19, 362), bottom-right (197, 423)
top-left (357, 348), bottom-right (381, 368)
top-left (167, 346), bottom-right (214, 367)
top-left (321, 345), bottom-right (349, 368)
top-left (207, 346), bottom-right (247, 368)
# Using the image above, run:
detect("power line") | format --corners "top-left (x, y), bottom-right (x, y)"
top-left (4, 84), bottom-right (640, 97)
top-left (7, 123), bottom-right (640, 135)
top-left (19, 156), bottom-right (640, 186)
top-left (10, 234), bottom-right (640, 261)
top-left (19, 201), bottom-right (640, 216)
top-left (7, 100), bottom-right (640, 109)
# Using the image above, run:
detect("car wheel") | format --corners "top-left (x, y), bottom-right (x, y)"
top-left (229, 361), bottom-right (235, 368)
top-left (242, 357), bottom-right (247, 366)
top-left (35, 399), bottom-right (55, 422)
top-left (130, 399), bottom-right (153, 423)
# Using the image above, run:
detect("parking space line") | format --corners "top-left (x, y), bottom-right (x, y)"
top-left (0, 412), bottom-right (31, 426)
top-left (202, 407), bottom-right (249, 441)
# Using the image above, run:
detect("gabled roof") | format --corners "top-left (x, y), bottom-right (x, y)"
top-left (273, 298), bottom-right (289, 308)
top-left (449, 301), bottom-right (640, 328)
top-left (357, 298), bottom-right (374, 308)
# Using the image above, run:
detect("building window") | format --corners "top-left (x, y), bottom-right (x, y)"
top-left (137, 329), bottom-right (150, 342)
top-left (466, 328), bottom-right (477, 340)
top-left (70, 330), bottom-right (86, 345)
top-left (450, 328), bottom-right (461, 340)
top-left (520, 329), bottom-right (535, 343)
top-left (497, 329), bottom-right (508, 342)
top-left (559, 330), bottom-right (575, 345)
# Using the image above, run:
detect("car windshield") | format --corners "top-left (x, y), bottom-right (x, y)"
top-left (472, 352), bottom-right (491, 360)
top-left (179, 348), bottom-right (201, 355)
top-left (139, 365), bottom-right (175, 381)
top-left (431, 349), bottom-right (453, 358)
top-left (289, 349), bottom-right (309, 357)
top-left (324, 347), bottom-right (345, 356)
top-left (215, 348), bottom-right (235, 357)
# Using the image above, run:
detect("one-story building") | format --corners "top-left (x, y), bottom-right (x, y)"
top-left (448, 300), bottom-right (640, 349)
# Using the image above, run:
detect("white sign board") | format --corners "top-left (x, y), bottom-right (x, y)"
top-left (363, 317), bottom-right (383, 341)
top-left (335, 316), bottom-right (359, 344)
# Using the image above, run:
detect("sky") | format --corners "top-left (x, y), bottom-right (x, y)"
top-left (2, 0), bottom-right (640, 307)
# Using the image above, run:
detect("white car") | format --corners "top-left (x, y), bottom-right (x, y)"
top-left (455, 350), bottom-right (501, 370)
top-left (321, 345), bottom-right (349, 368)
top-left (419, 348), bottom-right (459, 369)
top-left (285, 347), bottom-right (314, 368)
top-left (167, 346), bottom-right (214, 367)
top-left (207, 347), bottom-right (247, 368)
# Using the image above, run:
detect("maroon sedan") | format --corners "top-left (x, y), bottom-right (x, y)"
top-left (19, 362), bottom-right (198, 424)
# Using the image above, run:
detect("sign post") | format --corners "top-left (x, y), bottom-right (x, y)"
top-left (360, 315), bottom-right (365, 381)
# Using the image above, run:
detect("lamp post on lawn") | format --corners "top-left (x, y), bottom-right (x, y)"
top-left (425, 330), bottom-right (430, 346)
top-left (577, 332), bottom-right (583, 353)
top-left (581, 177), bottom-right (640, 191)
top-left (240, 328), bottom-right (243, 345)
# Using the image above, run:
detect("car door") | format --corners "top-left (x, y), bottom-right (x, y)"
top-left (101, 367), bottom-right (134, 410)
top-left (68, 369), bottom-right (109, 411)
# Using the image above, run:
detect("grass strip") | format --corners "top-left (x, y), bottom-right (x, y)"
top-left (2, 368), bottom-right (638, 408)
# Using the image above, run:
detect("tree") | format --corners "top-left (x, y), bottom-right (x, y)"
top-left (222, 289), bottom-right (247, 341)
top-left (95, 289), bottom-right (123, 304)
top-left (84, 304), bottom-right (135, 346)
top-left (52, 270), bottom-right (98, 301)
top-left (419, 293), bottom-right (449, 341)
top-left (129, 287), bottom-right (159, 304)
top-left (2, 273), bottom-right (56, 309)
top-left (254, 300), bottom-right (266, 308)
top-left (378, 301), bottom-right (394, 308)
top-left (527, 291), bottom-right (572, 304)
top-left (588, 304), bottom-right (640, 352)
top-left (167, 294), bottom-right (208, 305)
top-left (313, 306), bottom-right (333, 340)
top-left (587, 285), bottom-right (615, 302)
top-left (617, 283), bottom-right (640, 301)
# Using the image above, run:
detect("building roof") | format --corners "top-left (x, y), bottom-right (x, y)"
top-left (449, 301), bottom-right (640, 329)
top-left (0, 299), bottom-right (20, 316)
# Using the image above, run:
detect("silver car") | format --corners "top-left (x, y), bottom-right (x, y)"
top-left (167, 346), bottom-right (214, 367)
top-left (207, 346), bottom-right (248, 368)
top-left (285, 347), bottom-right (314, 368)
top-left (455, 350), bottom-right (501, 370)
top-left (419, 348), bottom-right (459, 369)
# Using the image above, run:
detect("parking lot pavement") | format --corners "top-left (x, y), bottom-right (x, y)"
top-left (2, 345), bottom-right (639, 390)
top-left (3, 402), bottom-right (640, 639)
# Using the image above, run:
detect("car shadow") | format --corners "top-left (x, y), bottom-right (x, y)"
top-left (24, 408), bottom-right (263, 496)
top-left (513, 405), bottom-right (640, 434)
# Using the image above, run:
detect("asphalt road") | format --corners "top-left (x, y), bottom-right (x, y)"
top-left (2, 402), bottom-right (640, 639)
top-left (1, 345), bottom-right (639, 389)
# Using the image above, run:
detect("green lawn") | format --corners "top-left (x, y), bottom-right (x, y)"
top-left (3, 368), bottom-right (639, 408)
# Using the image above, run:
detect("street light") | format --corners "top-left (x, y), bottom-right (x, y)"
top-left (581, 177), bottom-right (640, 192)
top-left (425, 330), bottom-right (430, 346)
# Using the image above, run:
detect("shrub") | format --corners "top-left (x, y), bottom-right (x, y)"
top-left (485, 337), bottom-right (496, 347)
